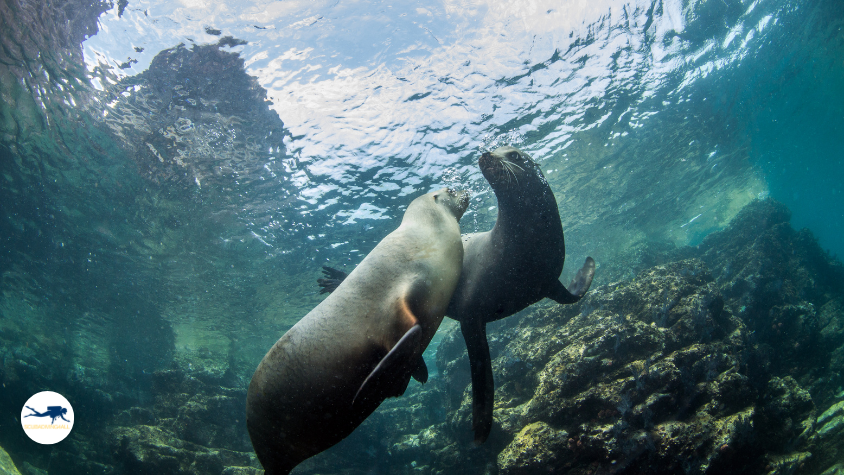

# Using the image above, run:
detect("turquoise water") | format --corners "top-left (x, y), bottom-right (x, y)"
top-left (0, 0), bottom-right (842, 473)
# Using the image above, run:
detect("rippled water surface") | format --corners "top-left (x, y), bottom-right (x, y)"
top-left (0, 0), bottom-right (842, 471)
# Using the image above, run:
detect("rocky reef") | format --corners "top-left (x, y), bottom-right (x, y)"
top-left (0, 444), bottom-right (23, 475)
top-left (296, 198), bottom-right (844, 475)
top-left (104, 366), bottom-right (260, 475)
top-left (3, 198), bottom-right (843, 475)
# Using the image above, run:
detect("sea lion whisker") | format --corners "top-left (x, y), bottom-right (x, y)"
top-left (502, 158), bottom-right (524, 172)
top-left (500, 163), bottom-right (513, 185)
top-left (501, 159), bottom-right (520, 186)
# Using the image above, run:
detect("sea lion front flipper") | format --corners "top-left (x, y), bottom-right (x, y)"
top-left (548, 257), bottom-right (596, 304)
top-left (412, 356), bottom-right (429, 384)
top-left (317, 266), bottom-right (348, 294)
top-left (354, 324), bottom-right (422, 405)
top-left (461, 318), bottom-right (494, 444)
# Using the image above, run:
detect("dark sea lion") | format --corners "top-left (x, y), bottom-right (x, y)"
top-left (247, 188), bottom-right (469, 475)
top-left (317, 146), bottom-right (595, 444)
top-left (448, 146), bottom-right (594, 443)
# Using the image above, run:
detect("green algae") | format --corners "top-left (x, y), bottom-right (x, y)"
top-left (0, 445), bottom-right (22, 475)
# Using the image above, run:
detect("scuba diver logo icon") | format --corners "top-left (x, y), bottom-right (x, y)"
top-left (21, 391), bottom-right (74, 444)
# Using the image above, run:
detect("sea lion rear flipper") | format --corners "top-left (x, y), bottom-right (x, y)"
top-left (461, 318), bottom-right (494, 444)
top-left (548, 257), bottom-right (596, 304)
top-left (317, 266), bottom-right (348, 294)
top-left (412, 356), bottom-right (429, 384)
top-left (354, 324), bottom-right (423, 405)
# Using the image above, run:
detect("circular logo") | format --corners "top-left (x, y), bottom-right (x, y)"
top-left (21, 391), bottom-right (74, 444)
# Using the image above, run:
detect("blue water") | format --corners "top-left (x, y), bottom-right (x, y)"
top-left (0, 0), bottom-right (842, 473)
top-left (77, 0), bottom-right (844, 266)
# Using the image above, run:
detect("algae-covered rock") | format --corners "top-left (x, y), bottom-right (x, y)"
top-left (103, 363), bottom-right (257, 474)
top-left (0, 445), bottom-right (22, 475)
top-left (312, 198), bottom-right (844, 475)
top-left (7, 196), bottom-right (841, 475)
top-left (816, 400), bottom-right (844, 439)
top-left (688, 201), bottom-right (844, 385)
top-left (497, 422), bottom-right (569, 474)
top-left (220, 467), bottom-right (264, 475)
top-left (819, 463), bottom-right (844, 475)
top-left (472, 257), bottom-right (773, 474)
top-left (756, 376), bottom-right (815, 449)
top-left (766, 451), bottom-right (813, 474)
top-left (19, 462), bottom-right (46, 475)
top-left (109, 425), bottom-right (258, 475)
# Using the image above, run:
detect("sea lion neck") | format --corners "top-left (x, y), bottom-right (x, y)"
top-left (489, 185), bottom-right (560, 239)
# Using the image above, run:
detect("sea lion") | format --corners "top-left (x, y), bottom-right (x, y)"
top-left (247, 188), bottom-right (470, 475)
top-left (318, 146), bottom-right (595, 444)
top-left (448, 146), bottom-right (595, 443)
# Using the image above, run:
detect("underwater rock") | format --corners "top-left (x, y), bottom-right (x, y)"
top-left (108, 425), bottom-right (257, 475)
top-left (820, 463), bottom-right (844, 475)
top-left (106, 39), bottom-right (293, 191)
top-left (756, 376), bottom-right (815, 449)
top-left (810, 399), bottom-right (844, 474)
top-left (0, 444), bottom-right (22, 475)
top-left (101, 365), bottom-right (258, 474)
top-left (142, 368), bottom-right (252, 451)
top-left (816, 400), bottom-right (844, 439)
top-left (220, 468), bottom-right (263, 475)
top-left (293, 198), bottom-right (844, 475)
top-left (497, 421), bottom-right (570, 474)
top-left (19, 463), bottom-right (46, 475)
top-left (474, 259), bottom-right (774, 474)
top-left (6, 198), bottom-right (840, 475)
top-left (0, 0), bottom-right (111, 142)
top-left (682, 200), bottom-right (844, 383)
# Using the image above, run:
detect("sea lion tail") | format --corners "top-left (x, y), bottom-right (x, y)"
top-left (568, 257), bottom-right (596, 297)
top-left (259, 460), bottom-right (295, 475)
top-left (548, 257), bottom-right (596, 304)
top-left (317, 266), bottom-right (348, 294)
top-left (247, 417), bottom-right (298, 475)
top-left (411, 357), bottom-right (429, 384)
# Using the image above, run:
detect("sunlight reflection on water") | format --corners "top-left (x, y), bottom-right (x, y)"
top-left (80, 0), bottom-right (792, 265)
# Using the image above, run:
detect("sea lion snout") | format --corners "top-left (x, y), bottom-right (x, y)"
top-left (479, 151), bottom-right (495, 172)
top-left (450, 188), bottom-right (471, 219)
top-left (479, 146), bottom-right (526, 190)
top-left (436, 188), bottom-right (470, 220)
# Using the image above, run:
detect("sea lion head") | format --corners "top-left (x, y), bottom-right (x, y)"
top-left (406, 188), bottom-right (470, 225)
top-left (432, 187), bottom-right (471, 221)
top-left (479, 146), bottom-right (546, 194)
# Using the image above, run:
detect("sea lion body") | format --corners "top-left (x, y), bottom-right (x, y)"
top-left (449, 146), bottom-right (568, 321)
top-left (314, 146), bottom-right (595, 444)
top-left (247, 188), bottom-right (469, 475)
top-left (449, 146), bottom-right (595, 443)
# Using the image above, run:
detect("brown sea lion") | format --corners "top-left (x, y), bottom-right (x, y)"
top-left (247, 188), bottom-right (470, 475)
top-left (318, 146), bottom-right (595, 444)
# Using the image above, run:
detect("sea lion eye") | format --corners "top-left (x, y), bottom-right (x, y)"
top-left (507, 151), bottom-right (520, 161)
